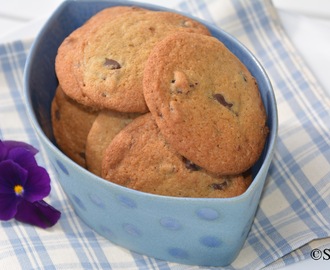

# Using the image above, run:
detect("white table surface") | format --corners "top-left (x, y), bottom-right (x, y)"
top-left (1, 0), bottom-right (330, 269)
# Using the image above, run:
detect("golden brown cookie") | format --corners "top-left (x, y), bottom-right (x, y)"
top-left (85, 110), bottom-right (139, 176)
top-left (72, 9), bottom-right (210, 113)
top-left (55, 6), bottom-right (145, 107)
top-left (143, 32), bottom-right (269, 175)
top-left (51, 85), bottom-right (98, 167)
top-left (102, 114), bottom-right (252, 198)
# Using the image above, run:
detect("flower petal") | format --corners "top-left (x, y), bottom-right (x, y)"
top-left (24, 166), bottom-right (51, 202)
top-left (7, 148), bottom-right (38, 171)
top-left (0, 160), bottom-right (28, 193)
top-left (3, 140), bottom-right (38, 156)
top-left (0, 193), bottom-right (20, 221)
top-left (15, 200), bottom-right (61, 228)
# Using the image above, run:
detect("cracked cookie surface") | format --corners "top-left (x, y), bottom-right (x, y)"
top-left (143, 32), bottom-right (269, 175)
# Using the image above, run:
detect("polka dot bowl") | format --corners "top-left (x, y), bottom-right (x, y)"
top-left (23, 0), bottom-right (277, 267)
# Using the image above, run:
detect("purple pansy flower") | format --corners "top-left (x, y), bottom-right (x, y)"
top-left (0, 140), bottom-right (61, 228)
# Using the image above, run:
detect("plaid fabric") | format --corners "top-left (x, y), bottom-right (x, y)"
top-left (1, 0), bottom-right (330, 269)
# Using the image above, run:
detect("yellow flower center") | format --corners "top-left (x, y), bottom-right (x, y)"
top-left (14, 185), bottom-right (24, 196)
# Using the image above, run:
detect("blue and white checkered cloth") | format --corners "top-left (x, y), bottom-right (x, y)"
top-left (1, 0), bottom-right (330, 269)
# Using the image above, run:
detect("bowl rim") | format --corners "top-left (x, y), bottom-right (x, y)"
top-left (23, 0), bottom-right (278, 203)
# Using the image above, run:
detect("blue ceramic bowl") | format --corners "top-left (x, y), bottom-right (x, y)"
top-left (24, 0), bottom-right (277, 266)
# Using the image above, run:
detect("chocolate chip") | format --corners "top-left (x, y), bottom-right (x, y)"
top-left (104, 58), bottom-right (121, 69)
top-left (213, 93), bottom-right (233, 109)
top-left (182, 156), bottom-right (200, 171)
top-left (189, 82), bottom-right (199, 88)
top-left (210, 181), bottom-right (228, 190)
top-left (240, 72), bottom-right (248, 82)
top-left (79, 152), bottom-right (86, 159)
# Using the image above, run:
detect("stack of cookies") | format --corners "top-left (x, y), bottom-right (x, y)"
top-left (52, 6), bottom-right (269, 198)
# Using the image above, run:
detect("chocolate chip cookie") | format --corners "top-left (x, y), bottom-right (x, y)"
top-left (55, 6), bottom-right (145, 107)
top-left (75, 9), bottom-right (210, 112)
top-left (86, 110), bottom-right (139, 176)
top-left (143, 32), bottom-right (269, 175)
top-left (51, 86), bottom-right (98, 167)
top-left (102, 114), bottom-right (252, 198)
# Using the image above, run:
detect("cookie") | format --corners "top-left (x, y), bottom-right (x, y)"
top-left (51, 86), bottom-right (98, 167)
top-left (102, 114), bottom-right (252, 198)
top-left (143, 32), bottom-right (269, 175)
top-left (76, 9), bottom-right (211, 112)
top-left (86, 110), bottom-right (139, 176)
top-left (55, 6), bottom-right (145, 107)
